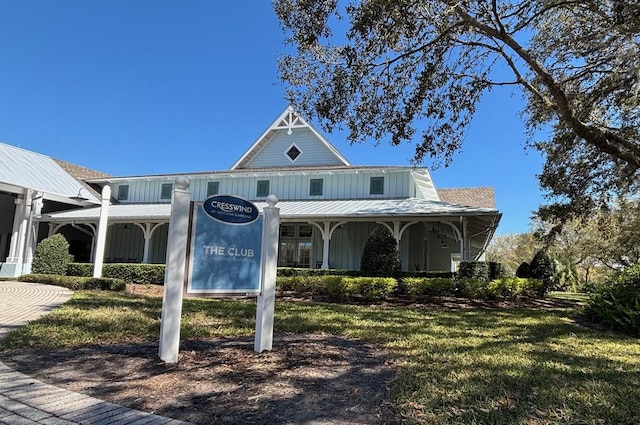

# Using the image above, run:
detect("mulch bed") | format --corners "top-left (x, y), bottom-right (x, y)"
top-left (1, 335), bottom-right (399, 424)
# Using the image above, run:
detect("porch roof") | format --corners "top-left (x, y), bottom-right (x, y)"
top-left (38, 198), bottom-right (500, 223)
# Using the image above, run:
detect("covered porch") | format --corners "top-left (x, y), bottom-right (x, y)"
top-left (38, 198), bottom-right (500, 273)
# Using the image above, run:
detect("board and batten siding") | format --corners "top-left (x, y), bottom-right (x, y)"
top-left (111, 169), bottom-right (412, 203)
top-left (244, 128), bottom-right (345, 168)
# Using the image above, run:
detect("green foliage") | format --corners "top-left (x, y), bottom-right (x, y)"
top-left (277, 275), bottom-right (396, 302)
top-left (31, 234), bottom-right (73, 275)
top-left (66, 263), bottom-right (166, 285)
top-left (585, 264), bottom-right (640, 335)
top-left (457, 277), bottom-right (543, 300)
top-left (18, 273), bottom-right (125, 291)
top-left (341, 277), bottom-right (397, 302)
top-left (529, 250), bottom-right (554, 294)
top-left (360, 226), bottom-right (400, 277)
top-left (404, 277), bottom-right (456, 298)
top-left (277, 267), bottom-right (359, 277)
top-left (276, 0), bottom-right (640, 224)
top-left (456, 278), bottom-right (490, 299)
top-left (487, 278), bottom-right (545, 300)
top-left (515, 261), bottom-right (530, 278)
top-left (458, 261), bottom-right (505, 281)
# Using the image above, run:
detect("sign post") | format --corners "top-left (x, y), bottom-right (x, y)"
top-left (255, 195), bottom-right (279, 352)
top-left (158, 177), bottom-right (191, 363)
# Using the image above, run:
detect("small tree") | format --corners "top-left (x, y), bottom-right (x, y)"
top-left (515, 262), bottom-right (531, 278)
top-left (31, 234), bottom-right (73, 275)
top-left (529, 250), bottom-right (554, 294)
top-left (360, 226), bottom-right (400, 277)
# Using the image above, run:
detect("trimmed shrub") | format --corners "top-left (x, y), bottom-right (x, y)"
top-left (585, 264), bottom-right (640, 335)
top-left (18, 274), bottom-right (125, 291)
top-left (457, 278), bottom-right (490, 299)
top-left (486, 277), bottom-right (544, 300)
top-left (529, 250), bottom-right (554, 294)
top-left (515, 262), bottom-right (530, 278)
top-left (404, 277), bottom-right (456, 298)
top-left (458, 261), bottom-right (505, 281)
top-left (360, 226), bottom-right (400, 277)
top-left (277, 268), bottom-right (359, 277)
top-left (342, 277), bottom-right (397, 302)
top-left (66, 263), bottom-right (166, 285)
top-left (31, 234), bottom-right (73, 275)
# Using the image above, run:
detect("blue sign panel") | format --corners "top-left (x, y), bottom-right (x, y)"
top-left (202, 195), bottom-right (259, 224)
top-left (187, 196), bottom-right (263, 295)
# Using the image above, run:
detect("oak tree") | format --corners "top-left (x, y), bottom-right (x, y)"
top-left (275, 0), bottom-right (640, 222)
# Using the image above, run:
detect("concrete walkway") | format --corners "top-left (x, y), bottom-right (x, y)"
top-left (0, 281), bottom-right (193, 425)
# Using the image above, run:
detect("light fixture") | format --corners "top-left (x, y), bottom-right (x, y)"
top-left (69, 187), bottom-right (88, 201)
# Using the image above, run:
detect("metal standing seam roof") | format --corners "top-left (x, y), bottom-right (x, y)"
top-left (0, 142), bottom-right (100, 203)
top-left (38, 198), bottom-right (500, 222)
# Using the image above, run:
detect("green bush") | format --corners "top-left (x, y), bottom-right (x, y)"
top-left (585, 264), bottom-right (640, 335)
top-left (360, 226), bottom-right (400, 277)
top-left (276, 275), bottom-right (325, 294)
top-left (457, 278), bottom-right (490, 298)
top-left (277, 268), bottom-right (359, 277)
top-left (18, 274), bottom-right (126, 291)
top-left (486, 277), bottom-right (544, 300)
top-left (31, 234), bottom-right (73, 275)
top-left (342, 277), bottom-right (397, 302)
top-left (529, 250), bottom-right (554, 294)
top-left (515, 261), bottom-right (530, 278)
top-left (404, 277), bottom-right (456, 298)
top-left (458, 261), bottom-right (505, 281)
top-left (66, 263), bottom-right (165, 285)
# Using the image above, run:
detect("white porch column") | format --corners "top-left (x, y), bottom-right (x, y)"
top-left (309, 221), bottom-right (346, 270)
top-left (93, 186), bottom-right (111, 278)
top-left (461, 217), bottom-right (469, 260)
top-left (0, 190), bottom-right (32, 277)
top-left (134, 223), bottom-right (154, 264)
top-left (21, 192), bottom-right (43, 274)
top-left (322, 222), bottom-right (330, 269)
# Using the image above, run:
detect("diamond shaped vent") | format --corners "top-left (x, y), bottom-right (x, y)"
top-left (286, 145), bottom-right (301, 161)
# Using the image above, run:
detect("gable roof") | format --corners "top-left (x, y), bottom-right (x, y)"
top-left (231, 106), bottom-right (351, 170)
top-left (437, 187), bottom-right (496, 209)
top-left (0, 142), bottom-right (100, 204)
top-left (54, 159), bottom-right (111, 201)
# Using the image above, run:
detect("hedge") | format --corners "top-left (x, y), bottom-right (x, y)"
top-left (66, 263), bottom-right (165, 285)
top-left (18, 274), bottom-right (126, 291)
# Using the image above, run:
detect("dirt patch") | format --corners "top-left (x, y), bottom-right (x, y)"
top-left (1, 334), bottom-right (398, 424)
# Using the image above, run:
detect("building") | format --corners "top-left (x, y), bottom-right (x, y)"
top-left (0, 107), bottom-right (501, 277)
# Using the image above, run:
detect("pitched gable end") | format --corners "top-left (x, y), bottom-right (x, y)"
top-left (230, 106), bottom-right (351, 170)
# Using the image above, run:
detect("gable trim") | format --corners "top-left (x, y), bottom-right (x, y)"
top-left (230, 106), bottom-right (351, 170)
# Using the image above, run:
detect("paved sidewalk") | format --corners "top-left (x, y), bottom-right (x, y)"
top-left (0, 281), bottom-right (193, 425)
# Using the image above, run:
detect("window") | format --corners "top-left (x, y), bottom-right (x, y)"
top-left (160, 183), bottom-right (172, 200)
top-left (278, 224), bottom-right (314, 268)
top-left (370, 176), bottom-right (384, 195)
top-left (309, 178), bottom-right (323, 196)
top-left (256, 180), bottom-right (270, 197)
top-left (285, 144), bottom-right (302, 162)
top-left (117, 185), bottom-right (129, 201)
top-left (207, 181), bottom-right (220, 197)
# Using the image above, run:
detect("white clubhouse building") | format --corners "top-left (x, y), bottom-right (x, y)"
top-left (0, 107), bottom-right (501, 277)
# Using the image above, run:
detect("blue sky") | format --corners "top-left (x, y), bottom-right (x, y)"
top-left (0, 1), bottom-right (544, 235)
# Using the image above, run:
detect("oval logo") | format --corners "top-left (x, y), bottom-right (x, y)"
top-left (202, 195), bottom-right (260, 224)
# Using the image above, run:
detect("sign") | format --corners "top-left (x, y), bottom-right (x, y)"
top-left (202, 194), bottom-right (259, 224)
top-left (186, 195), bottom-right (263, 295)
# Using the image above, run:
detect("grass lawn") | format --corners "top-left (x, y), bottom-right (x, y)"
top-left (2, 290), bottom-right (639, 424)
